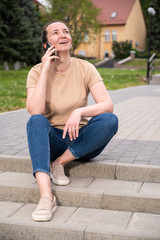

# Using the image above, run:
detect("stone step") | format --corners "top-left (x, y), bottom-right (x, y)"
top-left (1, 171), bottom-right (160, 214)
top-left (150, 75), bottom-right (160, 85)
top-left (1, 155), bottom-right (160, 183)
top-left (0, 200), bottom-right (160, 240)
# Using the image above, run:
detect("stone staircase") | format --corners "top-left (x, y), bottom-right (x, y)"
top-left (0, 155), bottom-right (160, 240)
top-left (150, 74), bottom-right (160, 85)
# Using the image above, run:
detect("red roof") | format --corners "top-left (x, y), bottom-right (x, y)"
top-left (91, 0), bottom-right (136, 25)
top-left (33, 0), bottom-right (43, 6)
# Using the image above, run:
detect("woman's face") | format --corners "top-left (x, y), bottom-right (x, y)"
top-left (46, 22), bottom-right (72, 52)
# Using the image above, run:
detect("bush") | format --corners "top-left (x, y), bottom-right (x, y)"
top-left (112, 40), bottom-right (132, 59)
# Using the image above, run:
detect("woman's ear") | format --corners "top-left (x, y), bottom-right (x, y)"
top-left (43, 43), bottom-right (47, 50)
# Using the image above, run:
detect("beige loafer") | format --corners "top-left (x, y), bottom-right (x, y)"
top-left (32, 195), bottom-right (57, 222)
top-left (50, 164), bottom-right (70, 186)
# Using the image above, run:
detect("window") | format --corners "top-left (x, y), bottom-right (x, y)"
top-left (84, 34), bottom-right (89, 42)
top-left (104, 50), bottom-right (109, 58)
top-left (110, 12), bottom-right (117, 18)
top-left (112, 30), bottom-right (117, 41)
top-left (105, 31), bottom-right (110, 42)
top-left (78, 50), bottom-right (86, 57)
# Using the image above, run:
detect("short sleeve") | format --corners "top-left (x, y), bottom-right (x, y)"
top-left (26, 63), bottom-right (41, 88)
top-left (85, 62), bottom-right (103, 89)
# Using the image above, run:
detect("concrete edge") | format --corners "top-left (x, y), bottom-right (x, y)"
top-left (0, 155), bottom-right (160, 182)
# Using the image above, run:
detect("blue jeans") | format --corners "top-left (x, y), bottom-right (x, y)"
top-left (27, 113), bottom-right (118, 177)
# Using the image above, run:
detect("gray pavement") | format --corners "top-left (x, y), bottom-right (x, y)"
top-left (0, 85), bottom-right (160, 165)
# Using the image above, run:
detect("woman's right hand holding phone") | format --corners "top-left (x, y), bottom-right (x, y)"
top-left (41, 44), bottom-right (59, 72)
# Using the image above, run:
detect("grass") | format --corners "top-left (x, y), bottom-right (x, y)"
top-left (123, 58), bottom-right (160, 68)
top-left (0, 66), bottom-right (31, 112)
top-left (0, 58), bottom-right (159, 113)
top-left (97, 68), bottom-right (146, 90)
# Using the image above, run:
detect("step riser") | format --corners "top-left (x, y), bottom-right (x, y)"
top-left (1, 185), bottom-right (160, 215)
top-left (1, 155), bottom-right (160, 183)
top-left (150, 81), bottom-right (160, 85)
top-left (0, 223), bottom-right (84, 240)
top-left (0, 220), bottom-right (159, 240)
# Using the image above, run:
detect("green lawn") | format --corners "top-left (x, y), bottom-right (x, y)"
top-left (98, 68), bottom-right (146, 90)
top-left (0, 58), bottom-right (158, 113)
top-left (0, 66), bottom-right (30, 112)
top-left (123, 58), bottom-right (160, 68)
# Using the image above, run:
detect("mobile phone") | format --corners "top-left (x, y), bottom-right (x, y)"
top-left (45, 42), bottom-right (57, 60)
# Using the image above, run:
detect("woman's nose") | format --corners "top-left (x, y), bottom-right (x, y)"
top-left (59, 31), bottom-right (66, 38)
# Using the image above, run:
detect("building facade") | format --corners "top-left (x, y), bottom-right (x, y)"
top-left (75, 0), bottom-right (146, 59)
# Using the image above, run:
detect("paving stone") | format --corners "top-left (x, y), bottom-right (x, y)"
top-left (140, 182), bottom-right (160, 196)
top-left (86, 178), bottom-right (141, 194)
top-left (126, 212), bottom-right (160, 238)
top-left (11, 203), bottom-right (77, 224)
top-left (134, 161), bottom-right (150, 165)
top-left (0, 201), bottom-right (24, 218)
top-left (0, 171), bottom-right (36, 185)
top-left (67, 207), bottom-right (131, 232)
top-left (118, 156), bottom-right (135, 164)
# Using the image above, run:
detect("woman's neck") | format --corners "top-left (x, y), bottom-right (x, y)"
top-left (52, 52), bottom-right (72, 73)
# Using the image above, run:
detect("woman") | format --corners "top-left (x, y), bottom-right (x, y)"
top-left (26, 20), bottom-right (118, 222)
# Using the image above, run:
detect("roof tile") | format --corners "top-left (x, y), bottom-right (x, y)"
top-left (91, 0), bottom-right (136, 25)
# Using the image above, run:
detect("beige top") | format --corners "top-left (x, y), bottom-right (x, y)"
top-left (27, 57), bottom-right (103, 129)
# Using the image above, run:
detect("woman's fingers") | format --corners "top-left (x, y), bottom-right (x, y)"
top-left (63, 109), bottom-right (81, 141)
top-left (63, 123), bottom-right (79, 141)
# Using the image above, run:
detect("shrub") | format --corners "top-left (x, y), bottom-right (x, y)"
top-left (112, 40), bottom-right (132, 59)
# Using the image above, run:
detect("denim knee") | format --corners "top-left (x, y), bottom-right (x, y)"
top-left (27, 114), bottom-right (48, 128)
top-left (104, 112), bottom-right (118, 135)
top-left (93, 112), bottom-right (118, 135)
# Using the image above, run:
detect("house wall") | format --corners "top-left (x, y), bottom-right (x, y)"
top-left (124, 0), bottom-right (146, 50)
top-left (100, 25), bottom-right (125, 59)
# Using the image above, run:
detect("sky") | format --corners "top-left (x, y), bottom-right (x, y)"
top-left (38, 0), bottom-right (49, 7)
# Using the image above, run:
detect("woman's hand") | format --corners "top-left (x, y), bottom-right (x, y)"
top-left (63, 108), bottom-right (82, 141)
top-left (41, 45), bottom-right (59, 72)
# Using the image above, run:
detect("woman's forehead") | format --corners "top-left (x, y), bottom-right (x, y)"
top-left (47, 22), bottom-right (68, 32)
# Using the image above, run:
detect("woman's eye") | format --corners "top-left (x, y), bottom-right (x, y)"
top-left (53, 32), bottom-right (58, 35)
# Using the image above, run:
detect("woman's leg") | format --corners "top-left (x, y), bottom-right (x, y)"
top-left (27, 114), bottom-right (60, 221)
top-left (55, 113), bottom-right (118, 165)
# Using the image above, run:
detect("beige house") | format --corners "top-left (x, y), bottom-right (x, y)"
top-left (75, 0), bottom-right (146, 59)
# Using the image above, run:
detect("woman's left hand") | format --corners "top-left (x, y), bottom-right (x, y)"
top-left (63, 109), bottom-right (82, 141)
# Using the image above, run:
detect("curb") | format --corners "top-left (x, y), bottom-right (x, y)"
top-left (0, 155), bottom-right (160, 182)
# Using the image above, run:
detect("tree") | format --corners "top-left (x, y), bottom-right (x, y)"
top-left (42, 0), bottom-right (100, 55)
top-left (140, 0), bottom-right (160, 54)
top-left (148, 1), bottom-right (160, 54)
top-left (0, 0), bottom-right (42, 70)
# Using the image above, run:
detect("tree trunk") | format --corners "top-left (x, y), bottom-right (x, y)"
top-left (13, 61), bottom-right (21, 70)
top-left (3, 61), bottom-right (9, 71)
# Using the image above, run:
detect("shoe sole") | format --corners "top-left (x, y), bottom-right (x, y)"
top-left (50, 173), bottom-right (70, 186)
top-left (32, 205), bottom-right (57, 222)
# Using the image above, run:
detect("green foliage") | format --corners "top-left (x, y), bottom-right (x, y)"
top-left (140, 0), bottom-right (160, 54)
top-left (0, 66), bottom-right (29, 112)
top-left (0, 0), bottom-right (42, 66)
top-left (148, 1), bottom-right (160, 54)
top-left (112, 41), bottom-right (132, 60)
top-left (42, 0), bottom-right (100, 54)
top-left (98, 68), bottom-right (146, 90)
